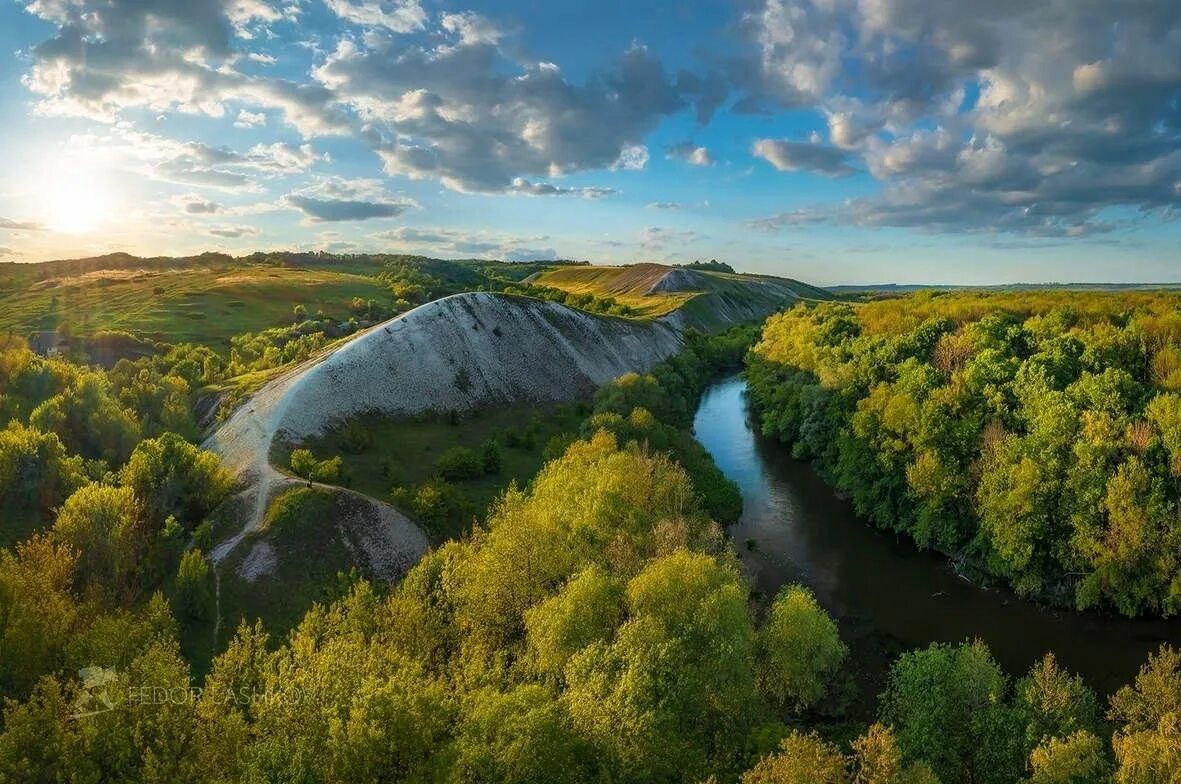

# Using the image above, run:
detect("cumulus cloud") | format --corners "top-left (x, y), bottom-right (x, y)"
top-left (235, 110), bottom-right (267, 128)
top-left (752, 137), bottom-right (856, 176)
top-left (15, 1), bottom-right (707, 197)
top-left (282, 177), bottom-right (417, 223)
top-left (19, 0), bottom-right (350, 134)
top-left (440, 11), bottom-right (505, 46)
top-left (373, 226), bottom-right (558, 260)
top-left (323, 0), bottom-right (426, 33)
top-left (317, 39), bottom-right (687, 192)
top-left (72, 127), bottom-right (324, 191)
top-left (741, 0), bottom-right (1181, 235)
top-left (612, 145), bottom-right (650, 171)
top-left (666, 142), bottom-right (714, 166)
top-left (173, 194), bottom-right (222, 214)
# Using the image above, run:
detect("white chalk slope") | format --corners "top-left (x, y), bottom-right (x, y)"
top-left (206, 292), bottom-right (684, 575)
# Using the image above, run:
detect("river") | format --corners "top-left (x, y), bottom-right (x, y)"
top-left (693, 375), bottom-right (1181, 696)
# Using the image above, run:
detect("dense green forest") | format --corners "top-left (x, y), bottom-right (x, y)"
top-left (0, 266), bottom-right (1179, 782)
top-left (747, 292), bottom-right (1181, 617)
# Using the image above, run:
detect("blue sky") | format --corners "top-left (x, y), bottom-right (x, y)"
top-left (1, 0), bottom-right (1179, 284)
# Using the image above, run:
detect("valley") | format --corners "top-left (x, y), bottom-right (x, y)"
top-left (0, 253), bottom-right (1178, 783)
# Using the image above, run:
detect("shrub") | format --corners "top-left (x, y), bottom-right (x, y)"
top-left (435, 446), bottom-right (483, 481)
top-left (480, 438), bottom-right (502, 474)
top-left (406, 479), bottom-right (473, 529)
top-left (174, 549), bottom-right (213, 620)
top-left (289, 448), bottom-right (342, 483)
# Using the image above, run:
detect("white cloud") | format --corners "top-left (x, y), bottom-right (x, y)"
top-left (317, 39), bottom-right (685, 193)
top-left (234, 109), bottom-right (267, 128)
top-left (666, 142), bottom-right (714, 166)
top-left (612, 144), bottom-right (650, 171)
top-left (373, 226), bottom-right (558, 260)
top-left (741, 0), bottom-right (1181, 235)
top-left (508, 178), bottom-right (615, 199)
top-left (752, 138), bottom-right (856, 176)
top-left (322, 0), bottom-right (426, 33)
top-left (282, 176), bottom-right (418, 223)
top-left (172, 194), bottom-right (223, 214)
top-left (440, 12), bottom-right (504, 46)
top-left (208, 224), bottom-right (260, 237)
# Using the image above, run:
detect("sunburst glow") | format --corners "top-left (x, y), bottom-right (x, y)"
top-left (45, 169), bottom-right (115, 234)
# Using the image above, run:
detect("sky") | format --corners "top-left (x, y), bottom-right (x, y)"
top-left (0, 0), bottom-right (1179, 285)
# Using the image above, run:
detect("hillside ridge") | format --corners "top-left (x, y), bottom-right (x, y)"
top-left (205, 291), bottom-right (684, 574)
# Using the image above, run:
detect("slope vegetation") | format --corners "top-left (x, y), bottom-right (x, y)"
top-left (530, 262), bottom-right (830, 331)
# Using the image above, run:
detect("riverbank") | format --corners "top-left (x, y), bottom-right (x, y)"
top-left (693, 376), bottom-right (1181, 698)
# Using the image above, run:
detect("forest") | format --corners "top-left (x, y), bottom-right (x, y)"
top-left (747, 291), bottom-right (1181, 617)
top-left (0, 268), bottom-right (1178, 782)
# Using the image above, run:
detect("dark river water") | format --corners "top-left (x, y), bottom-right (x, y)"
top-left (693, 376), bottom-right (1181, 695)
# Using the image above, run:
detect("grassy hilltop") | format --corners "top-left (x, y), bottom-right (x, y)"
top-left (0, 253), bottom-right (813, 349)
top-left (530, 261), bottom-right (832, 331)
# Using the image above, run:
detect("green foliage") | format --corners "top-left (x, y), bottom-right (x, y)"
top-left (51, 483), bottom-right (141, 592)
top-left (1027, 731), bottom-right (1112, 784)
top-left (453, 686), bottom-right (594, 784)
top-left (122, 433), bottom-right (233, 531)
top-left (434, 445), bottom-right (484, 480)
top-left (394, 478), bottom-right (475, 532)
top-left (524, 566), bottom-right (624, 679)
top-left (288, 447), bottom-right (342, 482)
top-left (756, 584), bottom-right (847, 712)
top-left (480, 436), bottom-right (503, 473)
top-left (0, 421), bottom-right (86, 544)
top-left (174, 549), bottom-right (213, 620)
top-left (338, 418), bottom-right (373, 453)
top-left (0, 536), bottom-right (80, 697)
top-left (748, 292), bottom-right (1181, 616)
top-left (742, 731), bottom-right (849, 784)
top-left (565, 549), bottom-right (759, 779)
top-left (1015, 653), bottom-right (1101, 751)
top-left (880, 640), bottom-right (1025, 784)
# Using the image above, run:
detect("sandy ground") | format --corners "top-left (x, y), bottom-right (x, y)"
top-left (205, 292), bottom-right (683, 576)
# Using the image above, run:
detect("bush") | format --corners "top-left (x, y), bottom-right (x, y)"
top-left (434, 446), bottom-right (483, 481)
top-left (339, 420), bottom-right (373, 454)
top-left (174, 549), bottom-right (213, 620)
top-left (289, 448), bottom-right (342, 483)
top-left (403, 479), bottom-right (474, 530)
top-left (480, 438), bottom-right (502, 474)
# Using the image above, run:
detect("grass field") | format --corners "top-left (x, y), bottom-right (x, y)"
top-left (531, 263), bottom-right (701, 316)
top-left (0, 263), bottom-right (392, 348)
top-left (287, 404), bottom-right (586, 541)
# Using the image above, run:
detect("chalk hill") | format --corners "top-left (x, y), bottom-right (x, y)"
top-left (206, 292), bottom-right (684, 577)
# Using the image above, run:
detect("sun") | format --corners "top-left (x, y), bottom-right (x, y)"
top-left (46, 171), bottom-right (115, 234)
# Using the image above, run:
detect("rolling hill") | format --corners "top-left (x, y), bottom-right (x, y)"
top-left (528, 262), bottom-right (831, 331)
